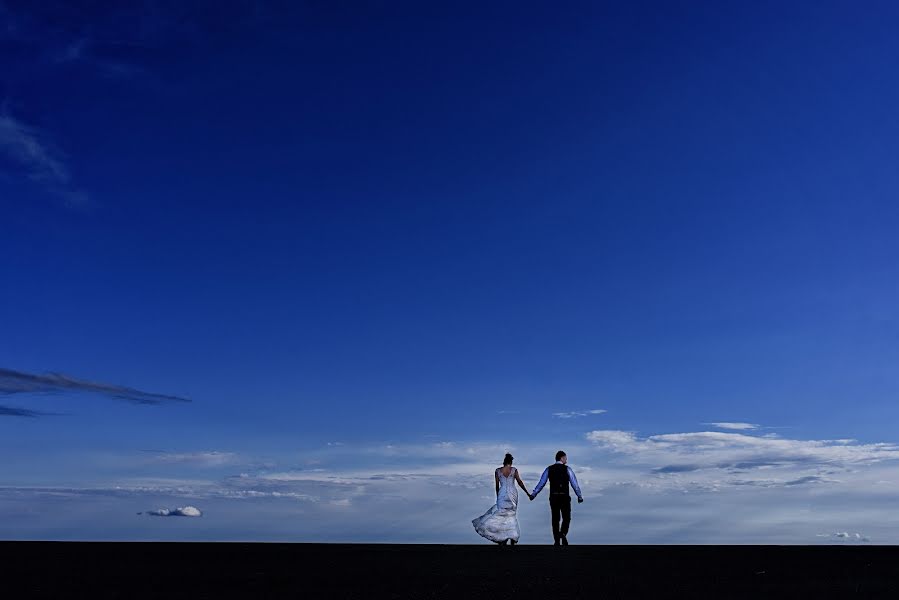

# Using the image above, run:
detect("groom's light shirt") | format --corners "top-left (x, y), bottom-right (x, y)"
top-left (531, 461), bottom-right (582, 499)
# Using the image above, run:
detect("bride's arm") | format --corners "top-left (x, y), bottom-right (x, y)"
top-left (515, 470), bottom-right (529, 496)
top-left (495, 470), bottom-right (500, 497)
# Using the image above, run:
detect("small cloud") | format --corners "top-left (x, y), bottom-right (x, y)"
top-left (145, 505), bottom-right (202, 517)
top-left (148, 451), bottom-right (237, 467)
top-left (653, 464), bottom-right (701, 474)
top-left (826, 532), bottom-right (870, 542)
top-left (784, 475), bottom-right (830, 486)
top-left (0, 113), bottom-right (88, 206)
top-left (0, 114), bottom-right (69, 185)
top-left (0, 405), bottom-right (47, 418)
top-left (585, 430), bottom-right (639, 449)
top-left (553, 409), bottom-right (607, 419)
top-left (327, 442), bottom-right (344, 447)
top-left (705, 422), bottom-right (759, 431)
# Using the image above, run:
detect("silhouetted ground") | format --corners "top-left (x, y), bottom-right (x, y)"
top-left (4, 542), bottom-right (898, 598)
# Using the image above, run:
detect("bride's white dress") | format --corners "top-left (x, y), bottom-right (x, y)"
top-left (472, 467), bottom-right (521, 543)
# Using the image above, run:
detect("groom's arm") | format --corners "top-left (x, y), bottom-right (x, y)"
top-left (567, 466), bottom-right (583, 501)
top-left (531, 467), bottom-right (550, 498)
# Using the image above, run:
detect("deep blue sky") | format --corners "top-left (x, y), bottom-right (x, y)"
top-left (3, 2), bottom-right (899, 542)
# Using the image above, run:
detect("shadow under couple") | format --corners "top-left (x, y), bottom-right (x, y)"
top-left (472, 450), bottom-right (584, 546)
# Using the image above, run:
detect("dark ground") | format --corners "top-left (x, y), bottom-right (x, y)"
top-left (3, 542), bottom-right (898, 598)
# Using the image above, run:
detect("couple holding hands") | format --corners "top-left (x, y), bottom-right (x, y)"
top-left (472, 450), bottom-right (583, 546)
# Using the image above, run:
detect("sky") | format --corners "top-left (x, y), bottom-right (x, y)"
top-left (2, 1), bottom-right (899, 544)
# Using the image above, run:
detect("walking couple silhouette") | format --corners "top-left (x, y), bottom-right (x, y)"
top-left (472, 450), bottom-right (584, 546)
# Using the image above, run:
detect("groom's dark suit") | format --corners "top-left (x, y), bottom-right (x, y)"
top-left (531, 461), bottom-right (583, 544)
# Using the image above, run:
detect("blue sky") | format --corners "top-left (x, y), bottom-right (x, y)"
top-left (3, 1), bottom-right (899, 543)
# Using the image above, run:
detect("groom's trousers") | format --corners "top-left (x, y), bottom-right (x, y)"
top-left (549, 494), bottom-right (571, 542)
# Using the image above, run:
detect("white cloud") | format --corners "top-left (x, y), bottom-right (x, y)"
top-left (822, 532), bottom-right (870, 542)
top-left (585, 429), bottom-right (899, 476)
top-left (584, 430), bottom-right (640, 449)
top-left (553, 409), bottom-right (607, 419)
top-left (145, 505), bottom-right (202, 517)
top-left (148, 451), bottom-right (238, 467)
top-left (0, 113), bottom-right (89, 207)
top-left (0, 114), bottom-right (69, 184)
top-left (705, 422), bottom-right (759, 431)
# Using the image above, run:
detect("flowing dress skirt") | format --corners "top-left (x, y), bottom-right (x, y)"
top-left (472, 468), bottom-right (521, 543)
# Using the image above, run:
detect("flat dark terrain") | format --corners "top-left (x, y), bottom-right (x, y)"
top-left (4, 542), bottom-right (898, 598)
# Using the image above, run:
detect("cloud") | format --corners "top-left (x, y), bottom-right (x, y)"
top-left (144, 505), bottom-right (202, 517)
top-left (553, 409), bottom-right (607, 419)
top-left (585, 429), bottom-right (899, 473)
top-left (6, 434), bottom-right (899, 543)
top-left (0, 367), bottom-right (190, 409)
top-left (147, 451), bottom-right (237, 467)
top-left (705, 422), bottom-right (759, 431)
top-left (52, 37), bottom-right (147, 80)
top-left (822, 532), bottom-right (870, 542)
top-left (0, 114), bottom-right (69, 184)
top-left (0, 112), bottom-right (92, 207)
top-left (584, 430), bottom-right (639, 449)
top-left (784, 475), bottom-right (829, 486)
top-left (0, 405), bottom-right (47, 418)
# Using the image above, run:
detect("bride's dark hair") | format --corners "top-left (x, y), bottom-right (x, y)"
top-left (503, 453), bottom-right (514, 465)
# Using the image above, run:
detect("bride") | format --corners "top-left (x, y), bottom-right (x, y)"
top-left (472, 453), bottom-right (530, 545)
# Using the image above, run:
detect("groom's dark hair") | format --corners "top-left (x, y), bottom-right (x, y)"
top-left (555, 450), bottom-right (566, 461)
top-left (503, 453), bottom-right (514, 465)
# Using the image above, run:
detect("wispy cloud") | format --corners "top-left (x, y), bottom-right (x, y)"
top-left (0, 112), bottom-right (90, 206)
top-left (586, 429), bottom-right (899, 472)
top-left (146, 451), bottom-right (236, 467)
top-left (0, 367), bottom-right (189, 417)
top-left (705, 422), bottom-right (760, 431)
top-left (553, 409), bottom-right (607, 419)
top-left (0, 405), bottom-right (46, 418)
top-left (0, 114), bottom-right (69, 184)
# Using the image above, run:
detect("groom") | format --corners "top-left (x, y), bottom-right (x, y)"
top-left (529, 450), bottom-right (583, 546)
